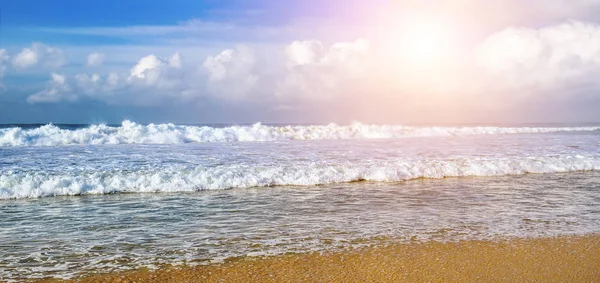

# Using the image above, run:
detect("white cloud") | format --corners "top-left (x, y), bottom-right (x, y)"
top-left (75, 73), bottom-right (101, 89)
top-left (128, 52), bottom-right (183, 89)
top-left (29, 72), bottom-right (127, 105)
top-left (28, 52), bottom-right (187, 106)
top-left (106, 73), bottom-right (120, 88)
top-left (129, 55), bottom-right (164, 83)
top-left (87, 52), bottom-right (105, 67)
top-left (203, 47), bottom-right (254, 81)
top-left (15, 24), bottom-right (600, 123)
top-left (27, 73), bottom-right (75, 103)
top-left (477, 21), bottom-right (600, 90)
top-left (278, 39), bottom-right (371, 99)
top-left (202, 46), bottom-right (258, 100)
top-left (285, 40), bottom-right (323, 67)
top-left (13, 48), bottom-right (38, 69)
top-left (168, 52), bottom-right (182, 68)
top-left (73, 73), bottom-right (130, 101)
top-left (24, 40), bottom-right (373, 106)
top-left (202, 45), bottom-right (259, 100)
top-left (12, 43), bottom-right (65, 70)
top-left (323, 39), bottom-right (370, 66)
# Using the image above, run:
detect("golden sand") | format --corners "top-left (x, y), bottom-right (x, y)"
top-left (41, 235), bottom-right (600, 283)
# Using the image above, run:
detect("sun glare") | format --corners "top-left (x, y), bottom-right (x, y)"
top-left (391, 17), bottom-right (457, 70)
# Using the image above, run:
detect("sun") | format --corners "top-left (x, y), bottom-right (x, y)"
top-left (391, 17), bottom-right (457, 70)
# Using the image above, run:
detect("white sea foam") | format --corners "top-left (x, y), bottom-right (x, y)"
top-left (2, 155), bottom-right (598, 199)
top-left (1, 120), bottom-right (598, 146)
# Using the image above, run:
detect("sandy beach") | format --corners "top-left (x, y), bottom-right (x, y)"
top-left (37, 235), bottom-right (600, 283)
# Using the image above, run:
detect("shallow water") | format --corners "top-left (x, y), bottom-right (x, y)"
top-left (1, 172), bottom-right (600, 280)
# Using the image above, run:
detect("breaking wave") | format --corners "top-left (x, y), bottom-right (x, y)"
top-left (2, 155), bottom-right (598, 199)
top-left (1, 120), bottom-right (599, 147)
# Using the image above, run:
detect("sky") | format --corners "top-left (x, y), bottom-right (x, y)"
top-left (1, 0), bottom-right (600, 124)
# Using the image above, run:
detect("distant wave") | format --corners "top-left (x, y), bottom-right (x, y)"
top-left (0, 120), bottom-right (599, 147)
top-left (1, 155), bottom-right (598, 199)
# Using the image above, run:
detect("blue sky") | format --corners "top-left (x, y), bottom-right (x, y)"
top-left (2, 0), bottom-right (363, 26)
top-left (2, 0), bottom-right (373, 45)
top-left (3, 0), bottom-right (308, 27)
top-left (1, 0), bottom-right (600, 124)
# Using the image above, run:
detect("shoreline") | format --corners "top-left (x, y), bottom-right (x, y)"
top-left (38, 234), bottom-right (600, 282)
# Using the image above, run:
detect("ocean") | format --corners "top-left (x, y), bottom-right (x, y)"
top-left (1, 121), bottom-right (599, 280)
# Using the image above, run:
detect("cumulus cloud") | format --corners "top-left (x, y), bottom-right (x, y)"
top-left (168, 52), bottom-right (182, 68)
top-left (21, 26), bottom-right (600, 112)
top-left (286, 39), bottom-right (369, 68)
top-left (87, 52), bottom-right (105, 67)
top-left (24, 40), bottom-right (374, 106)
top-left (129, 55), bottom-right (165, 83)
top-left (202, 45), bottom-right (257, 100)
top-left (28, 71), bottom-right (125, 105)
top-left (28, 52), bottom-right (187, 105)
top-left (128, 52), bottom-right (184, 90)
top-left (13, 48), bottom-right (38, 69)
top-left (14, 23), bottom-right (600, 123)
top-left (278, 39), bottom-right (371, 99)
top-left (12, 43), bottom-right (65, 70)
top-left (477, 21), bottom-right (600, 90)
top-left (27, 73), bottom-right (76, 103)
top-left (74, 73), bottom-right (102, 92)
top-left (286, 40), bottom-right (324, 67)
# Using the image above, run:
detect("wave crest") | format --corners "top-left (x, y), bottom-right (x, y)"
top-left (2, 155), bottom-right (598, 199)
top-left (1, 121), bottom-right (598, 146)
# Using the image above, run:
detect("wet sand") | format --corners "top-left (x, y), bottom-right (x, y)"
top-left (41, 235), bottom-right (600, 283)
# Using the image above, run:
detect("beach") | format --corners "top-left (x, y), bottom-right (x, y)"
top-left (42, 235), bottom-right (600, 282)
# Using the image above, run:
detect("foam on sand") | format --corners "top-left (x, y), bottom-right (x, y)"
top-left (68, 235), bottom-right (600, 283)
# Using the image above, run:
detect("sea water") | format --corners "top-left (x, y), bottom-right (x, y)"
top-left (1, 122), bottom-right (599, 280)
